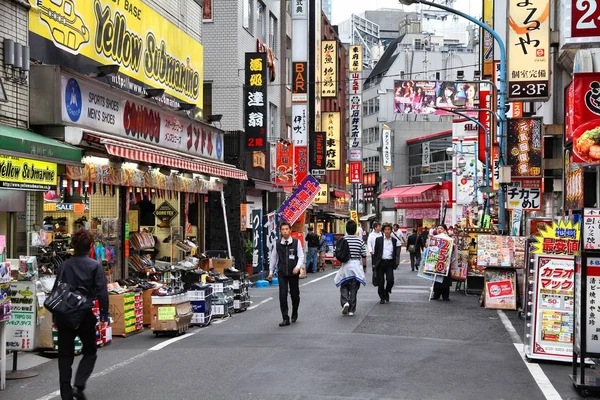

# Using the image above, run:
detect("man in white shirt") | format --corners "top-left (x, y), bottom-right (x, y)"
top-left (268, 222), bottom-right (305, 326)
top-left (392, 224), bottom-right (405, 264)
top-left (367, 222), bottom-right (383, 286)
top-left (372, 223), bottom-right (399, 303)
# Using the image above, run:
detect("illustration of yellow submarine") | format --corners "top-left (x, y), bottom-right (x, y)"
top-left (37, 0), bottom-right (89, 53)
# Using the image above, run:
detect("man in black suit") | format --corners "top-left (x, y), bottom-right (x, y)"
top-left (372, 223), bottom-right (399, 304)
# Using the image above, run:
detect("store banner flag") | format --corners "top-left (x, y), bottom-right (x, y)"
top-left (263, 212), bottom-right (279, 270)
top-left (570, 73), bottom-right (600, 164)
top-left (479, 88), bottom-right (492, 162)
top-left (293, 145), bottom-right (308, 186)
top-left (348, 72), bottom-right (362, 162)
top-left (565, 149), bottom-right (584, 210)
top-left (421, 235), bottom-right (454, 276)
top-left (244, 52), bottom-right (268, 152)
top-left (507, 117), bottom-right (543, 178)
top-left (532, 219), bottom-right (580, 256)
top-left (279, 175), bottom-right (321, 225)
top-left (482, 0), bottom-right (494, 78)
top-left (325, 112), bottom-right (341, 170)
top-left (321, 40), bottom-right (337, 98)
top-left (252, 208), bottom-right (263, 269)
top-left (310, 131), bottom-right (326, 176)
top-left (393, 80), bottom-right (478, 115)
top-left (507, 0), bottom-right (550, 101)
top-left (382, 125), bottom-right (392, 170)
top-left (349, 161), bottom-right (362, 184)
top-left (272, 141), bottom-right (294, 187)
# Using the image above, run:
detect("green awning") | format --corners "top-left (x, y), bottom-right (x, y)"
top-left (0, 125), bottom-right (82, 164)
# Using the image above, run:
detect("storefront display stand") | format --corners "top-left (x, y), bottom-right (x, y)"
top-left (464, 274), bottom-right (484, 296)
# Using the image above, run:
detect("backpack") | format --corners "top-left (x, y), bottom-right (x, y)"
top-left (334, 237), bottom-right (351, 263)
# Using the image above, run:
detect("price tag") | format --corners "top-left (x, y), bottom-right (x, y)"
top-left (157, 306), bottom-right (176, 321)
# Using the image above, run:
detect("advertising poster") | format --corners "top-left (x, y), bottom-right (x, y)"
top-left (531, 255), bottom-right (574, 361)
top-left (6, 282), bottom-right (39, 351)
top-left (507, 118), bottom-right (543, 178)
top-left (532, 220), bottom-right (580, 257)
top-left (564, 150), bottom-right (584, 210)
top-left (477, 235), bottom-right (514, 267)
top-left (279, 175), bottom-right (321, 225)
top-left (570, 73), bottom-right (600, 164)
top-left (421, 235), bottom-right (454, 276)
top-left (393, 80), bottom-right (478, 115)
top-left (272, 142), bottom-right (294, 186)
top-left (529, 218), bottom-right (553, 238)
top-left (484, 269), bottom-right (517, 310)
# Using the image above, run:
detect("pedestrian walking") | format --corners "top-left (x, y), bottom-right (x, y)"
top-left (391, 224), bottom-right (404, 264)
top-left (372, 223), bottom-right (399, 304)
top-left (367, 222), bottom-right (383, 286)
top-left (268, 222), bottom-right (306, 326)
top-left (54, 229), bottom-right (109, 400)
top-left (431, 224), bottom-right (456, 301)
top-left (305, 226), bottom-right (320, 273)
top-left (334, 220), bottom-right (367, 316)
top-left (406, 228), bottom-right (422, 271)
top-left (318, 230), bottom-right (329, 272)
top-left (420, 227), bottom-right (430, 249)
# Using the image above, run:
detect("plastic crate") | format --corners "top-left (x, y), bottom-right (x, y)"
top-left (187, 287), bottom-right (213, 300)
top-left (151, 294), bottom-right (188, 305)
top-left (190, 299), bottom-right (212, 314)
top-left (190, 312), bottom-right (212, 326)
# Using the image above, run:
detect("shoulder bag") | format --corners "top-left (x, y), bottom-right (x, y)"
top-left (44, 263), bottom-right (92, 330)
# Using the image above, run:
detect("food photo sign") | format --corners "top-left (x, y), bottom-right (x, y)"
top-left (570, 73), bottom-right (600, 165)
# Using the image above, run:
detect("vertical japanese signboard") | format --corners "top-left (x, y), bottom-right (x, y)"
top-left (292, 0), bottom-right (308, 187)
top-left (244, 53), bottom-right (268, 151)
top-left (325, 112), bottom-right (340, 170)
top-left (252, 208), bottom-right (263, 269)
top-left (507, 0), bottom-right (550, 101)
top-left (382, 125), bottom-right (392, 170)
top-left (272, 141), bottom-right (294, 187)
top-left (584, 208), bottom-right (600, 251)
top-left (482, 0), bottom-right (494, 78)
top-left (348, 71), bottom-right (363, 162)
top-left (292, 62), bottom-right (308, 103)
top-left (349, 45), bottom-right (363, 72)
top-left (6, 281), bottom-right (39, 351)
top-left (349, 161), bottom-right (362, 184)
top-left (313, 183), bottom-right (329, 204)
top-left (294, 145), bottom-right (309, 186)
top-left (507, 117), bottom-right (543, 178)
top-left (479, 88), bottom-right (492, 162)
top-left (279, 175), bottom-right (321, 224)
top-left (321, 40), bottom-right (337, 97)
top-left (310, 131), bottom-right (326, 176)
top-left (292, 105), bottom-right (308, 186)
top-left (585, 257), bottom-right (600, 353)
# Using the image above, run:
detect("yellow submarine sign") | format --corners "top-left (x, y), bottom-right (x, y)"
top-left (29, 0), bottom-right (203, 106)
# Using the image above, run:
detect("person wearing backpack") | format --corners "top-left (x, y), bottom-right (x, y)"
top-left (406, 228), bottom-right (422, 272)
top-left (333, 220), bottom-right (367, 316)
top-left (317, 230), bottom-right (329, 272)
top-left (372, 223), bottom-right (399, 304)
top-left (54, 229), bottom-right (108, 400)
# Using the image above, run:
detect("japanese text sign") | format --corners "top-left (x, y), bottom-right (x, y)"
top-left (422, 235), bottom-right (454, 276)
top-left (292, 0), bottom-right (307, 18)
top-left (533, 220), bottom-right (581, 256)
top-left (382, 125), bottom-right (392, 170)
top-left (252, 209), bottom-right (263, 268)
top-left (279, 175), bottom-right (321, 225)
top-left (272, 141), bottom-right (294, 187)
top-left (244, 52), bottom-right (268, 151)
top-left (348, 72), bottom-right (363, 161)
top-left (310, 131), bottom-right (326, 176)
top-left (349, 161), bottom-right (362, 184)
top-left (507, 0), bottom-right (550, 101)
top-left (349, 45), bottom-right (363, 72)
top-left (293, 145), bottom-right (308, 186)
top-left (507, 117), bottom-right (543, 177)
top-left (313, 184), bottom-right (328, 204)
top-left (563, 1), bottom-right (600, 48)
top-left (6, 282), bottom-right (38, 351)
top-left (292, 104), bottom-right (308, 146)
top-left (506, 180), bottom-right (542, 211)
top-left (584, 208), bottom-right (600, 250)
top-left (321, 40), bottom-right (337, 98)
top-left (325, 112), bottom-right (341, 170)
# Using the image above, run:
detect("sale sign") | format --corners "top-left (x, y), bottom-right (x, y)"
top-left (421, 235), bottom-right (453, 276)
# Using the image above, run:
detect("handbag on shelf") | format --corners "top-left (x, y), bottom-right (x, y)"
top-left (44, 265), bottom-right (92, 330)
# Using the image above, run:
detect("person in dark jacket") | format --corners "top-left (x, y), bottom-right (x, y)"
top-left (372, 223), bottom-right (399, 303)
top-left (431, 224), bottom-right (455, 301)
top-left (305, 226), bottom-right (320, 273)
top-left (55, 229), bottom-right (109, 400)
top-left (268, 222), bottom-right (306, 326)
top-left (406, 228), bottom-right (423, 271)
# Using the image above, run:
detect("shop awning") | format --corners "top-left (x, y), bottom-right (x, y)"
top-left (325, 211), bottom-right (349, 219)
top-left (334, 190), bottom-right (351, 200)
top-left (83, 132), bottom-right (247, 180)
top-left (0, 125), bottom-right (82, 164)
top-left (359, 213), bottom-right (377, 221)
top-left (378, 187), bottom-right (410, 199)
top-left (397, 183), bottom-right (439, 198)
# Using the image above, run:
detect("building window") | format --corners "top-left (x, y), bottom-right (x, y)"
top-left (368, 99), bottom-right (374, 114)
top-left (362, 102), bottom-right (368, 116)
top-left (414, 38), bottom-right (422, 50)
top-left (286, 57), bottom-right (291, 87)
top-left (363, 155), bottom-right (380, 173)
top-left (269, 13), bottom-right (278, 56)
top-left (375, 97), bottom-right (380, 113)
top-left (269, 103), bottom-right (278, 141)
top-left (203, 82), bottom-right (212, 118)
top-left (244, 0), bottom-right (253, 31)
top-left (257, 1), bottom-right (266, 42)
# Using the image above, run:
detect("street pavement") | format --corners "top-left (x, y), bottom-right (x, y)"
top-left (2, 253), bottom-right (596, 399)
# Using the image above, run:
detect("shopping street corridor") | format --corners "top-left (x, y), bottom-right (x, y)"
top-left (2, 255), bottom-right (592, 400)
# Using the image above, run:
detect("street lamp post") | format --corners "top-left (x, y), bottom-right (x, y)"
top-left (399, 0), bottom-right (507, 232)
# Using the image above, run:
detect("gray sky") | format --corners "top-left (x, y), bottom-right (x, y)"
top-left (331, 0), bottom-right (482, 25)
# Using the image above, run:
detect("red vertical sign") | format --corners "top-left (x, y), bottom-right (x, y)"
top-left (294, 145), bottom-right (308, 186)
top-left (349, 161), bottom-right (362, 184)
top-left (479, 89), bottom-right (491, 162)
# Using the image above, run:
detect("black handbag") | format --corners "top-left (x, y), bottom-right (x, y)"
top-left (44, 266), bottom-right (92, 330)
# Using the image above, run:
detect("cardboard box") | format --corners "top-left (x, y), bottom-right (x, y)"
top-left (150, 302), bottom-right (192, 332)
top-left (143, 289), bottom-right (153, 326)
top-left (209, 258), bottom-right (232, 274)
top-left (39, 308), bottom-right (54, 349)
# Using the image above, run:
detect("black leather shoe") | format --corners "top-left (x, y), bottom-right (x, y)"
top-left (379, 299), bottom-right (385, 304)
top-left (291, 311), bottom-right (298, 323)
top-left (73, 387), bottom-right (87, 400)
top-left (279, 319), bottom-right (291, 327)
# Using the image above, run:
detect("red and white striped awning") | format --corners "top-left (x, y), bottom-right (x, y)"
top-left (82, 132), bottom-right (247, 180)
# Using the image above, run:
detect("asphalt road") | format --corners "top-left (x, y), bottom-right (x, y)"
top-left (2, 254), bottom-right (596, 399)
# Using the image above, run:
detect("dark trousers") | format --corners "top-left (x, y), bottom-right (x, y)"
top-left (278, 274), bottom-right (300, 320)
top-left (410, 252), bottom-right (421, 271)
top-left (340, 279), bottom-right (360, 313)
top-left (432, 286), bottom-right (450, 300)
top-left (377, 259), bottom-right (395, 300)
top-left (57, 312), bottom-right (98, 399)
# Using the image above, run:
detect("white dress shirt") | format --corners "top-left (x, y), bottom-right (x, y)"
top-left (367, 231), bottom-right (382, 254)
top-left (382, 236), bottom-right (395, 260)
top-left (392, 230), bottom-right (403, 247)
top-left (269, 237), bottom-right (305, 275)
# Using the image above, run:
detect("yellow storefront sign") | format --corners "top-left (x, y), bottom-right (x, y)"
top-left (313, 184), bottom-right (328, 204)
top-left (29, 0), bottom-right (203, 107)
top-left (0, 155), bottom-right (57, 190)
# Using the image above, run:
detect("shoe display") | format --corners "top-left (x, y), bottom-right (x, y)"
top-left (279, 319), bottom-right (290, 327)
top-left (342, 302), bottom-right (349, 315)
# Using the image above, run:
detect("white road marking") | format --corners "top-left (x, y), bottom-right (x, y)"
top-left (498, 310), bottom-right (561, 400)
top-left (148, 332), bottom-right (196, 351)
top-left (211, 316), bottom-right (231, 324)
top-left (300, 271), bottom-right (337, 287)
top-left (248, 297), bottom-right (273, 310)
